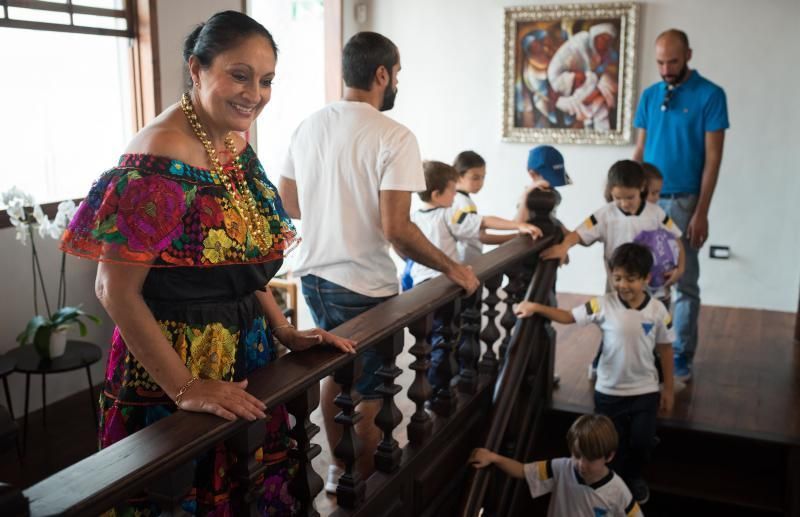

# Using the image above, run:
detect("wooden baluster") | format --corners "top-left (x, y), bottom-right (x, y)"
top-left (429, 299), bottom-right (460, 416)
top-left (146, 461), bottom-right (194, 515)
top-left (287, 386), bottom-right (323, 517)
top-left (499, 269), bottom-right (525, 364)
top-left (0, 483), bottom-right (28, 515)
top-left (407, 314), bottom-right (433, 445)
top-left (227, 420), bottom-right (267, 516)
top-left (373, 331), bottom-right (404, 473)
top-left (479, 274), bottom-right (503, 376)
top-left (332, 361), bottom-right (365, 509)
top-left (456, 286), bottom-right (482, 394)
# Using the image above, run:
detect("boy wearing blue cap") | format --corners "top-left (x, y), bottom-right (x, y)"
top-left (515, 145), bottom-right (572, 224)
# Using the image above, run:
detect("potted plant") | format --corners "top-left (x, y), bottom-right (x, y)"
top-left (2, 187), bottom-right (101, 359)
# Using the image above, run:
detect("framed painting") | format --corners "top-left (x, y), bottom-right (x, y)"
top-left (502, 3), bottom-right (639, 145)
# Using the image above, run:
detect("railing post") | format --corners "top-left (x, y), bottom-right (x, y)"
top-left (430, 299), bottom-right (460, 416)
top-left (499, 268), bottom-right (526, 364)
top-left (333, 360), bottom-right (365, 509)
top-left (373, 330), bottom-right (404, 473)
top-left (145, 461), bottom-right (194, 514)
top-left (479, 274), bottom-right (503, 376)
top-left (0, 483), bottom-right (28, 517)
top-left (457, 286), bottom-right (483, 394)
top-left (407, 314), bottom-right (433, 445)
top-left (227, 419), bottom-right (268, 516)
top-left (287, 385), bottom-right (323, 517)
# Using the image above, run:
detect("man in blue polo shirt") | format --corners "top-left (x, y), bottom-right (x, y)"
top-left (633, 29), bottom-right (729, 383)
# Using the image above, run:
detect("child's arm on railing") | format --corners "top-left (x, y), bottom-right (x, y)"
top-left (469, 448), bottom-right (525, 479)
top-left (481, 215), bottom-right (543, 239)
top-left (540, 230), bottom-right (582, 264)
top-left (515, 301), bottom-right (575, 324)
top-left (479, 230), bottom-right (518, 245)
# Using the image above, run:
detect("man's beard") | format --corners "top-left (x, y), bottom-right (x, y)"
top-left (662, 65), bottom-right (688, 85)
top-left (380, 85), bottom-right (397, 111)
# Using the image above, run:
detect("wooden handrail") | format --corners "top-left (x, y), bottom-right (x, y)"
top-left (19, 234), bottom-right (555, 516)
top-left (459, 257), bottom-right (559, 517)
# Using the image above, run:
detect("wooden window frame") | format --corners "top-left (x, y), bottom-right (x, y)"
top-left (0, 0), bottom-right (159, 229)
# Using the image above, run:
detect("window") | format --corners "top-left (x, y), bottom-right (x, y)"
top-left (0, 0), bottom-right (155, 208)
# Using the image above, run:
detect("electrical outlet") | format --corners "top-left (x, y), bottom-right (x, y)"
top-left (709, 245), bottom-right (730, 259)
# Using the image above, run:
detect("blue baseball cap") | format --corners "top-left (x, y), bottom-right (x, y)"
top-left (527, 145), bottom-right (571, 187)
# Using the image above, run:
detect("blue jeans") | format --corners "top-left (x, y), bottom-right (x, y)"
top-left (659, 194), bottom-right (700, 364)
top-left (301, 275), bottom-right (392, 400)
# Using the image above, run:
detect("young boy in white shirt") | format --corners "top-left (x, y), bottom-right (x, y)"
top-left (408, 161), bottom-right (541, 393)
top-left (516, 243), bottom-right (675, 505)
top-left (471, 414), bottom-right (643, 517)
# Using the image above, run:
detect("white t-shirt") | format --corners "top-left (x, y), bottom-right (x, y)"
top-left (282, 101), bottom-right (425, 297)
top-left (575, 201), bottom-right (682, 297)
top-left (409, 205), bottom-right (481, 285)
top-left (451, 191), bottom-right (483, 264)
top-left (572, 293), bottom-right (675, 396)
top-left (524, 458), bottom-right (642, 517)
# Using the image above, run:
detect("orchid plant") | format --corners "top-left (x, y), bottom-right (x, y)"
top-left (2, 187), bottom-right (100, 358)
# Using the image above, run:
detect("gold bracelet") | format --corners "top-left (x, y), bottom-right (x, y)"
top-left (175, 376), bottom-right (199, 406)
top-left (271, 323), bottom-right (294, 334)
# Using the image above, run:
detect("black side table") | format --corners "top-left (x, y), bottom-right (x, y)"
top-left (7, 341), bottom-right (102, 454)
top-left (0, 354), bottom-right (15, 419)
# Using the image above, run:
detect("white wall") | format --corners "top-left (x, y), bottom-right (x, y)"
top-left (357, 0), bottom-right (800, 312)
top-left (156, 0), bottom-right (241, 107)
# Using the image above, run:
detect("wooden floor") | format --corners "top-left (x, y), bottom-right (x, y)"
top-left (1, 293), bottom-right (797, 515)
top-left (552, 293), bottom-right (800, 445)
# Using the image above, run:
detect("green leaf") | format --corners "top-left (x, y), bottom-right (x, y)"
top-left (17, 315), bottom-right (48, 346)
top-left (77, 320), bottom-right (88, 336)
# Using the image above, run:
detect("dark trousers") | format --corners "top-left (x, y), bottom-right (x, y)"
top-left (594, 391), bottom-right (660, 482)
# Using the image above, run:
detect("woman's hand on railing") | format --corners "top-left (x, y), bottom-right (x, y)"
top-left (276, 326), bottom-right (357, 354)
top-left (177, 378), bottom-right (268, 422)
top-left (517, 222), bottom-right (543, 239)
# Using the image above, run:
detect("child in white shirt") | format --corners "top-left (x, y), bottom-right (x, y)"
top-left (471, 414), bottom-right (643, 517)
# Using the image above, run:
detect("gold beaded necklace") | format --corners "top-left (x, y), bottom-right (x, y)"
top-left (180, 92), bottom-right (271, 252)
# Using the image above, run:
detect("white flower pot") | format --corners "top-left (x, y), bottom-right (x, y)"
top-left (49, 328), bottom-right (68, 359)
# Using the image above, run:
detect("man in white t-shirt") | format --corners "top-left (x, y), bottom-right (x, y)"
top-left (279, 32), bottom-right (478, 493)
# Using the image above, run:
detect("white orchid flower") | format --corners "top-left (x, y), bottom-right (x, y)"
top-left (1, 186), bottom-right (35, 207)
top-left (57, 200), bottom-right (77, 221)
top-left (6, 198), bottom-right (25, 220)
top-left (38, 218), bottom-right (52, 239)
top-left (32, 204), bottom-right (49, 225)
top-left (10, 218), bottom-right (29, 245)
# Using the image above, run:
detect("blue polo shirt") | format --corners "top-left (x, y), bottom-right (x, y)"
top-left (634, 70), bottom-right (729, 195)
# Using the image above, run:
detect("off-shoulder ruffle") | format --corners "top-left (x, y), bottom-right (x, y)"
top-left (60, 146), bottom-right (298, 267)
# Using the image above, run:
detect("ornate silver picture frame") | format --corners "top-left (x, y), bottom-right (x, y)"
top-left (502, 3), bottom-right (639, 145)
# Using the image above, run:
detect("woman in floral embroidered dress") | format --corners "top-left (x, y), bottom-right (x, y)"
top-left (61, 11), bottom-right (354, 516)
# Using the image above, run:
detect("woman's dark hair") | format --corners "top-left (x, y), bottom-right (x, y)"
top-left (609, 242), bottom-right (653, 279)
top-left (604, 159), bottom-right (646, 202)
top-left (453, 151), bottom-right (486, 176)
top-left (183, 10), bottom-right (277, 82)
top-left (419, 161), bottom-right (459, 203)
top-left (342, 32), bottom-right (399, 90)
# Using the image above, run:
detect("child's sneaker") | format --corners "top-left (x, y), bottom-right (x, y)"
top-left (587, 363), bottom-right (597, 380)
top-left (629, 478), bottom-right (650, 505)
top-left (674, 355), bottom-right (692, 383)
top-left (325, 464), bottom-right (344, 494)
